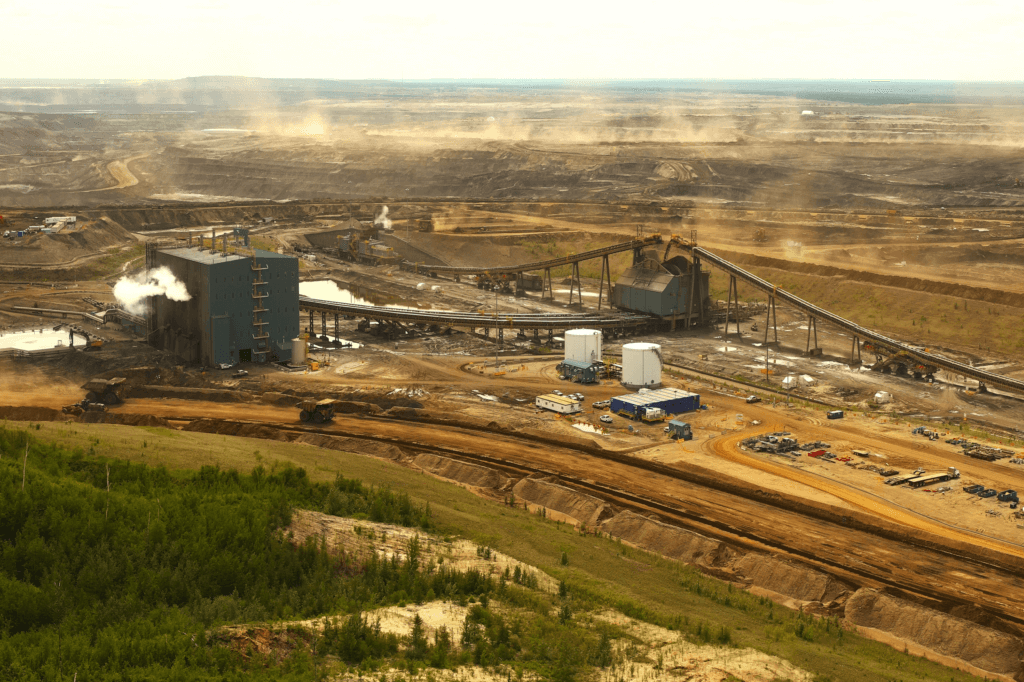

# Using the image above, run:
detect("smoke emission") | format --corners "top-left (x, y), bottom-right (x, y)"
top-left (374, 205), bottom-right (392, 230)
top-left (114, 267), bottom-right (191, 314)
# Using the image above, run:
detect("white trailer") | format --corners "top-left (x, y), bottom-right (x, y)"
top-left (535, 394), bottom-right (581, 414)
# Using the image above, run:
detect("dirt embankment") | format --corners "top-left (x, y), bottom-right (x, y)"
top-left (0, 219), bottom-right (136, 268)
top-left (181, 418), bottom-right (407, 459)
top-left (600, 510), bottom-right (850, 608)
top-left (846, 588), bottom-right (1024, 681)
top-left (412, 453), bottom-right (511, 491)
top-left (512, 476), bottom-right (610, 527)
top-left (134, 385), bottom-right (250, 402)
top-left (0, 405), bottom-right (169, 427)
top-left (601, 510), bottom-right (724, 564)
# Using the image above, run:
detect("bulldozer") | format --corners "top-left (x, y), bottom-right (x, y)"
top-left (752, 228), bottom-right (767, 243)
top-left (62, 399), bottom-right (106, 416)
top-left (298, 399), bottom-right (336, 424)
top-left (81, 377), bottom-right (126, 404)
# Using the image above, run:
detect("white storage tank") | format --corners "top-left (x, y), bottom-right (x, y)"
top-left (564, 329), bottom-right (602, 364)
top-left (291, 337), bottom-right (307, 365)
top-left (621, 342), bottom-right (662, 389)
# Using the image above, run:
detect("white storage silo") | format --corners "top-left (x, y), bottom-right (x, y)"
top-left (621, 342), bottom-right (662, 389)
top-left (564, 329), bottom-right (602, 364)
top-left (291, 337), bottom-right (307, 365)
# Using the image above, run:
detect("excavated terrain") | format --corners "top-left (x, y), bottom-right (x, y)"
top-left (5, 79), bottom-right (1024, 680)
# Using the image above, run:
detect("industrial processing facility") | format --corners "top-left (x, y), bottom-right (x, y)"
top-left (147, 246), bottom-right (300, 366)
top-left (613, 256), bottom-right (711, 320)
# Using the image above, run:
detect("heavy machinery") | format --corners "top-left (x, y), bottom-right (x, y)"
top-left (62, 399), bottom-right (106, 416)
top-left (752, 228), bottom-right (768, 243)
top-left (81, 377), bottom-right (126, 404)
top-left (298, 399), bottom-right (336, 424)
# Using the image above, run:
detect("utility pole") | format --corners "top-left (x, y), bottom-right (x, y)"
top-left (494, 288), bottom-right (499, 373)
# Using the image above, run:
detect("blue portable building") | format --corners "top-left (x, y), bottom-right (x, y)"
top-left (556, 359), bottom-right (602, 384)
top-left (610, 387), bottom-right (700, 418)
top-left (667, 420), bottom-right (692, 440)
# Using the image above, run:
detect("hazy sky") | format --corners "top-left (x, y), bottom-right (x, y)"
top-left (4, 0), bottom-right (1023, 80)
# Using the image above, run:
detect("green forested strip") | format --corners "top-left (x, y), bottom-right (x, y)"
top-left (0, 426), bottom-right (436, 680)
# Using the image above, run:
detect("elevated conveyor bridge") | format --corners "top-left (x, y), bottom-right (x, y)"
top-left (671, 238), bottom-right (1024, 396)
top-left (299, 297), bottom-right (655, 342)
top-left (401, 234), bottom-right (664, 306)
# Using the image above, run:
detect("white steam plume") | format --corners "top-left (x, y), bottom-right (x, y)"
top-left (113, 267), bottom-right (191, 314)
top-left (374, 205), bottom-right (392, 231)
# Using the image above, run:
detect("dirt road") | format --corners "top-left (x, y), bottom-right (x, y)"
top-left (82, 154), bottom-right (149, 192)
top-left (23, 393), bottom-right (1020, 632)
top-left (708, 426), bottom-right (1024, 558)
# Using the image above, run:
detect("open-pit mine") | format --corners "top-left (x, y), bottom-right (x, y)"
top-left (4, 78), bottom-right (1024, 681)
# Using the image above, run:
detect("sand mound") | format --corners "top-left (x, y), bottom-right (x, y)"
top-left (846, 589), bottom-right (1024, 678)
top-left (334, 400), bottom-right (384, 415)
top-left (261, 391), bottom-right (300, 407)
top-left (79, 412), bottom-right (170, 427)
top-left (412, 453), bottom-right (510, 490)
top-left (734, 553), bottom-right (849, 605)
top-left (600, 511), bottom-right (723, 564)
top-left (0, 405), bottom-right (65, 422)
top-left (512, 477), bottom-right (609, 527)
top-left (384, 406), bottom-right (427, 419)
top-left (133, 385), bottom-right (249, 402)
top-left (182, 418), bottom-right (405, 459)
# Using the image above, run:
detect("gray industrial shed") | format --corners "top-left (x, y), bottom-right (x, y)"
top-left (612, 256), bottom-right (710, 318)
top-left (148, 247), bottom-right (299, 366)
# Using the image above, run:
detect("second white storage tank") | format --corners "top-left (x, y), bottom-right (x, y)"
top-left (621, 342), bottom-right (662, 389)
top-left (291, 337), bottom-right (307, 365)
top-left (564, 329), bottom-right (602, 364)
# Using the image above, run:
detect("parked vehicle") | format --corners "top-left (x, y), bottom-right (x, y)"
top-left (599, 415), bottom-right (613, 424)
top-left (745, 395), bottom-right (761, 404)
top-left (552, 390), bottom-right (563, 396)
top-left (592, 400), bottom-right (610, 409)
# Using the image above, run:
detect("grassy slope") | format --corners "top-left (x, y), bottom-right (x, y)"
top-left (13, 419), bottom-right (991, 682)
top-left (708, 266), bottom-right (1024, 359)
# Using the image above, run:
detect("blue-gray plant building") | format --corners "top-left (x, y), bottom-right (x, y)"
top-left (147, 246), bottom-right (299, 366)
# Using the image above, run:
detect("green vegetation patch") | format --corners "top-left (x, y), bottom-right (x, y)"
top-left (0, 426), bottom-right (433, 681)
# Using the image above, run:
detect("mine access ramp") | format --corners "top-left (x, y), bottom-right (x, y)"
top-left (672, 238), bottom-right (1024, 397)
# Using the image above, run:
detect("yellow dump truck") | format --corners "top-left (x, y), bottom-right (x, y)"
top-left (81, 377), bottom-right (126, 404)
top-left (298, 399), bottom-right (335, 424)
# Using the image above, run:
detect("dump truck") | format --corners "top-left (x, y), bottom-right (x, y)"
top-left (298, 399), bottom-right (336, 424)
top-left (81, 377), bottom-right (126, 404)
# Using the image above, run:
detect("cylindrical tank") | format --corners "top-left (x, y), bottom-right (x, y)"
top-left (564, 329), bottom-right (602, 364)
top-left (621, 342), bottom-right (662, 389)
top-left (291, 337), bottom-right (307, 365)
